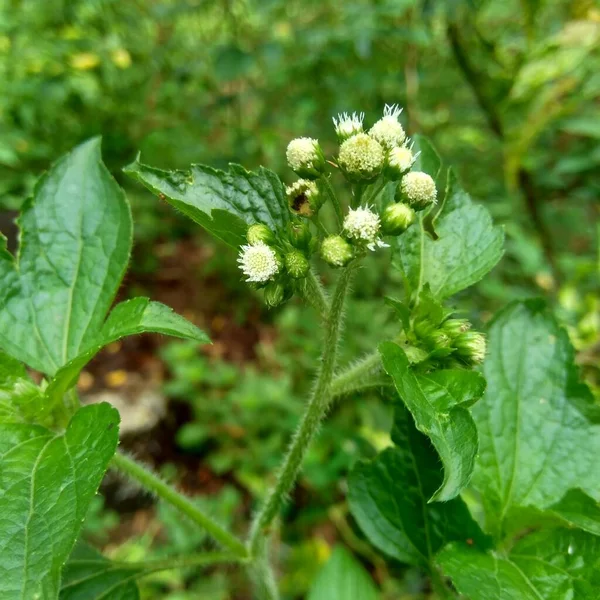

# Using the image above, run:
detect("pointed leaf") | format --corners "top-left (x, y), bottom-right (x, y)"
top-left (438, 529), bottom-right (600, 600)
top-left (60, 543), bottom-right (140, 600)
top-left (0, 138), bottom-right (132, 375)
top-left (307, 546), bottom-right (380, 600)
top-left (393, 169), bottom-right (503, 299)
top-left (124, 158), bottom-right (291, 248)
top-left (379, 341), bottom-right (479, 500)
top-left (0, 404), bottom-right (120, 599)
top-left (472, 300), bottom-right (600, 534)
top-left (349, 403), bottom-right (490, 566)
top-left (548, 489), bottom-right (600, 536)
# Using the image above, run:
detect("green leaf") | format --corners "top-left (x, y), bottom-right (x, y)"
top-left (472, 300), bottom-right (600, 535)
top-left (438, 529), bottom-right (600, 600)
top-left (393, 169), bottom-right (504, 299)
top-left (411, 134), bottom-right (442, 181)
top-left (307, 546), bottom-right (380, 600)
top-left (0, 403), bottom-right (120, 599)
top-left (60, 543), bottom-right (140, 600)
top-left (0, 138), bottom-right (132, 375)
top-left (349, 403), bottom-right (490, 566)
top-left (548, 489), bottom-right (600, 536)
top-left (379, 341), bottom-right (479, 501)
top-left (124, 157), bottom-right (291, 248)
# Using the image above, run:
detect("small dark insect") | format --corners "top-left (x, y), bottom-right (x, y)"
top-left (158, 193), bottom-right (166, 200)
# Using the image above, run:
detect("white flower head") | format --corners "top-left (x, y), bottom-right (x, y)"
top-left (332, 112), bottom-right (364, 141)
top-left (343, 205), bottom-right (390, 251)
top-left (389, 145), bottom-right (416, 173)
top-left (286, 137), bottom-right (324, 178)
top-left (370, 104), bottom-right (406, 149)
top-left (238, 242), bottom-right (280, 283)
top-left (338, 133), bottom-right (385, 182)
top-left (400, 171), bottom-right (437, 210)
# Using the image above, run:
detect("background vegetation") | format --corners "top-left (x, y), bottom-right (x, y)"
top-left (1, 0), bottom-right (598, 597)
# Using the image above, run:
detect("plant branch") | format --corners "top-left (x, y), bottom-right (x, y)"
top-left (321, 176), bottom-right (343, 227)
top-left (300, 268), bottom-right (329, 318)
top-left (330, 351), bottom-right (391, 398)
top-left (248, 262), bottom-right (356, 554)
top-left (111, 452), bottom-right (248, 559)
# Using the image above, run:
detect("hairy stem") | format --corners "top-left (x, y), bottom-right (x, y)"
top-left (111, 452), bottom-right (248, 558)
top-left (330, 351), bottom-right (391, 398)
top-left (248, 263), bottom-right (356, 554)
top-left (321, 176), bottom-right (343, 227)
top-left (300, 268), bottom-right (330, 318)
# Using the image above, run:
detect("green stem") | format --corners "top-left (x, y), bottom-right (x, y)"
top-left (330, 352), bottom-right (390, 398)
top-left (249, 538), bottom-right (280, 600)
top-left (321, 176), bottom-right (343, 227)
top-left (248, 262), bottom-right (356, 554)
top-left (108, 552), bottom-right (243, 574)
top-left (300, 268), bottom-right (329, 318)
top-left (363, 177), bottom-right (387, 206)
top-left (111, 452), bottom-right (248, 559)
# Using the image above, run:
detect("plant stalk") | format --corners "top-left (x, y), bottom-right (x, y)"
top-left (330, 351), bottom-right (390, 397)
top-left (111, 451), bottom-right (248, 558)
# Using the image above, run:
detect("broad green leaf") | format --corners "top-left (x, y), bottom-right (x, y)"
top-left (60, 543), bottom-right (140, 600)
top-left (349, 403), bottom-right (490, 566)
top-left (379, 341), bottom-right (479, 501)
top-left (307, 546), bottom-right (379, 600)
top-left (548, 489), bottom-right (600, 536)
top-left (393, 169), bottom-right (504, 299)
top-left (418, 370), bottom-right (486, 410)
top-left (472, 300), bottom-right (600, 535)
top-left (0, 138), bottom-right (132, 375)
top-left (0, 403), bottom-right (120, 600)
top-left (411, 134), bottom-right (442, 181)
top-left (124, 157), bottom-right (291, 248)
top-left (438, 529), bottom-right (600, 600)
top-left (0, 351), bottom-right (47, 424)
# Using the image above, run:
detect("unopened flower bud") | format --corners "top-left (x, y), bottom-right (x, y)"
top-left (286, 179), bottom-right (322, 217)
top-left (442, 318), bottom-right (471, 339)
top-left (288, 220), bottom-right (312, 252)
top-left (321, 235), bottom-right (353, 267)
top-left (428, 330), bottom-right (452, 350)
top-left (454, 331), bottom-right (486, 365)
top-left (286, 137), bottom-right (326, 179)
top-left (338, 133), bottom-right (385, 182)
top-left (332, 112), bottom-right (364, 141)
top-left (414, 318), bottom-right (436, 341)
top-left (384, 145), bottom-right (416, 180)
top-left (264, 281), bottom-right (288, 308)
top-left (399, 171), bottom-right (437, 210)
top-left (247, 223), bottom-right (275, 245)
top-left (285, 250), bottom-right (310, 279)
top-left (369, 104), bottom-right (406, 149)
top-left (381, 202), bottom-right (415, 236)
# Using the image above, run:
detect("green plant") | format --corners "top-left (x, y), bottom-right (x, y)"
top-left (0, 102), bottom-right (598, 600)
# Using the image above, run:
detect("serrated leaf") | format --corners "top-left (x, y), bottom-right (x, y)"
top-left (60, 543), bottom-right (140, 600)
top-left (472, 300), bottom-right (600, 535)
top-left (307, 546), bottom-right (380, 600)
top-left (438, 529), bottom-right (600, 600)
top-left (124, 158), bottom-right (291, 248)
top-left (0, 138), bottom-right (132, 375)
top-left (393, 169), bottom-right (504, 299)
top-left (379, 341), bottom-right (479, 501)
top-left (349, 403), bottom-right (490, 566)
top-left (0, 403), bottom-right (120, 600)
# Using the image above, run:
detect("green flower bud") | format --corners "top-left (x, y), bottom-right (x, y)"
top-left (286, 179), bottom-right (322, 218)
top-left (398, 171), bottom-right (437, 211)
top-left (442, 318), bottom-right (471, 339)
top-left (288, 220), bottom-right (312, 252)
top-left (286, 137), bottom-right (326, 179)
top-left (384, 145), bottom-right (416, 180)
top-left (428, 330), bottom-right (452, 350)
top-left (263, 281), bottom-right (291, 308)
top-left (381, 202), bottom-right (415, 236)
top-left (320, 235), bottom-right (353, 267)
top-left (454, 331), bottom-right (486, 365)
top-left (413, 317), bottom-right (436, 341)
top-left (284, 250), bottom-right (310, 279)
top-left (246, 223), bottom-right (275, 245)
top-left (338, 133), bottom-right (385, 183)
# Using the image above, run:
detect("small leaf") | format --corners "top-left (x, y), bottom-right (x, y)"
top-left (393, 169), bottom-right (504, 299)
top-left (0, 403), bottom-right (120, 599)
top-left (60, 543), bottom-right (140, 600)
top-left (472, 300), bottom-right (600, 535)
top-left (548, 489), bottom-right (600, 537)
top-left (379, 341), bottom-right (479, 500)
top-left (349, 403), bottom-right (490, 566)
top-left (124, 158), bottom-right (291, 248)
top-left (0, 138), bottom-right (132, 375)
top-left (438, 529), bottom-right (600, 600)
top-left (307, 546), bottom-right (380, 600)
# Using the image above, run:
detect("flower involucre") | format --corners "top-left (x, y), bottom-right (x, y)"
top-left (238, 242), bottom-right (280, 283)
top-left (370, 104), bottom-right (406, 149)
top-left (286, 137), bottom-right (323, 176)
top-left (400, 171), bottom-right (437, 209)
top-left (286, 179), bottom-right (319, 217)
top-left (343, 206), bottom-right (389, 251)
top-left (333, 112), bottom-right (364, 141)
top-left (338, 133), bottom-right (384, 181)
